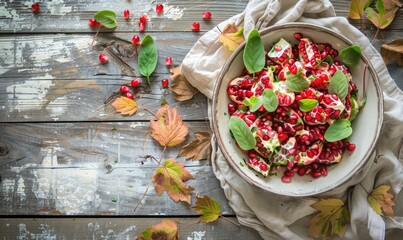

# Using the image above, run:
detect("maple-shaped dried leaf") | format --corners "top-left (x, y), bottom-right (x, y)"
top-left (368, 184), bottom-right (395, 216)
top-left (191, 195), bottom-right (221, 223)
top-left (308, 198), bottom-right (350, 239)
top-left (169, 66), bottom-right (199, 101)
top-left (178, 132), bottom-right (212, 161)
top-left (218, 23), bottom-right (245, 51)
top-left (380, 39), bottom-right (403, 66)
top-left (111, 96), bottom-right (138, 116)
top-left (152, 158), bottom-right (194, 204)
top-left (349, 0), bottom-right (373, 19)
top-left (365, 1), bottom-right (399, 29)
top-left (137, 219), bottom-right (179, 240)
top-left (150, 104), bottom-right (189, 147)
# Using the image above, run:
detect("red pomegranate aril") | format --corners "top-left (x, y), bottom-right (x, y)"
top-left (281, 176), bottom-right (292, 183)
top-left (123, 10), bottom-right (130, 19)
top-left (139, 22), bottom-right (146, 31)
top-left (192, 22), bottom-right (200, 31)
top-left (311, 171), bottom-right (322, 178)
top-left (139, 15), bottom-right (147, 23)
top-left (294, 32), bottom-right (303, 40)
top-left (248, 152), bottom-right (257, 158)
top-left (32, 3), bottom-right (39, 13)
top-left (278, 133), bottom-right (287, 141)
top-left (228, 103), bottom-right (236, 113)
top-left (156, 4), bottom-right (164, 13)
top-left (284, 170), bottom-right (294, 177)
top-left (131, 79), bottom-right (141, 88)
top-left (125, 92), bottom-right (134, 99)
top-left (88, 19), bottom-right (98, 27)
top-left (259, 163), bottom-right (268, 171)
top-left (347, 144), bottom-right (356, 151)
top-left (99, 53), bottom-right (108, 63)
top-left (162, 79), bottom-right (169, 88)
top-left (120, 85), bottom-right (130, 94)
top-left (321, 166), bottom-right (328, 176)
top-left (202, 11), bottom-right (212, 19)
top-left (132, 35), bottom-right (140, 45)
top-left (165, 57), bottom-right (173, 66)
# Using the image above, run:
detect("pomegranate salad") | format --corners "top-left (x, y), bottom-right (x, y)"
top-left (227, 32), bottom-right (361, 183)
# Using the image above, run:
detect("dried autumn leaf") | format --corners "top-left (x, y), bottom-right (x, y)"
top-left (137, 219), bottom-right (179, 240)
top-left (191, 195), bottom-right (221, 223)
top-left (349, 0), bottom-right (373, 19)
top-left (365, 0), bottom-right (399, 29)
top-left (178, 132), bottom-right (212, 161)
top-left (150, 104), bottom-right (189, 147)
top-left (152, 158), bottom-right (194, 204)
top-left (380, 39), bottom-right (403, 66)
top-left (308, 198), bottom-right (350, 239)
top-left (368, 184), bottom-right (395, 216)
top-left (111, 96), bottom-right (138, 116)
top-left (169, 66), bottom-right (199, 101)
top-left (218, 23), bottom-right (245, 51)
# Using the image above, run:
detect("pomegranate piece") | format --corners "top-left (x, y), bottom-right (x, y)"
top-left (247, 156), bottom-right (270, 177)
top-left (267, 38), bottom-right (292, 65)
top-left (227, 75), bottom-right (254, 105)
top-left (273, 81), bottom-right (295, 107)
top-left (31, 3), bottom-right (40, 13)
top-left (320, 94), bottom-right (345, 122)
top-left (298, 37), bottom-right (325, 69)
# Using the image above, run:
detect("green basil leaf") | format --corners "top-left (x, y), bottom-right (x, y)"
top-left (323, 55), bottom-right (334, 65)
top-left (139, 35), bottom-right (158, 85)
top-left (359, 94), bottom-right (367, 110)
top-left (243, 29), bottom-right (265, 74)
top-left (249, 96), bottom-right (262, 112)
top-left (349, 97), bottom-right (359, 122)
top-left (339, 45), bottom-right (361, 67)
top-left (299, 99), bottom-right (318, 112)
top-left (94, 10), bottom-right (117, 29)
top-left (242, 98), bottom-right (251, 106)
top-left (324, 119), bottom-right (353, 142)
top-left (376, 0), bottom-right (385, 16)
top-left (285, 74), bottom-right (309, 92)
top-left (328, 70), bottom-right (348, 100)
top-left (229, 116), bottom-right (256, 150)
top-left (262, 89), bottom-right (278, 112)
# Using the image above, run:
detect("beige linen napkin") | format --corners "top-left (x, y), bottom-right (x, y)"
top-left (181, 0), bottom-right (403, 239)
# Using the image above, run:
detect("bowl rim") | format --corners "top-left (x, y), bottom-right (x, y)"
top-left (211, 22), bottom-right (384, 197)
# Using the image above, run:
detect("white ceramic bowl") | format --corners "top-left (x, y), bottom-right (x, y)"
top-left (211, 23), bottom-right (383, 197)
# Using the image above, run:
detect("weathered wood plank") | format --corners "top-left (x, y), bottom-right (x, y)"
top-left (0, 122), bottom-right (232, 216)
top-left (0, 217), bottom-right (263, 239)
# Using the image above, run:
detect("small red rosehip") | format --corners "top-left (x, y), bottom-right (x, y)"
top-left (161, 79), bottom-right (169, 88)
top-left (120, 85), bottom-right (130, 93)
top-left (31, 3), bottom-right (39, 13)
top-left (125, 92), bottom-right (134, 99)
top-left (139, 22), bottom-right (145, 31)
top-left (139, 15), bottom-right (147, 23)
top-left (131, 35), bottom-right (140, 45)
top-left (165, 57), bottom-right (173, 66)
top-left (123, 10), bottom-right (130, 19)
top-left (202, 12), bottom-right (212, 19)
top-left (131, 78), bottom-right (140, 88)
top-left (156, 4), bottom-right (164, 14)
top-left (88, 19), bottom-right (97, 27)
top-left (99, 53), bottom-right (108, 63)
top-left (192, 22), bottom-right (200, 31)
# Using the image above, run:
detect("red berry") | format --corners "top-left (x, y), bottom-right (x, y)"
top-left (165, 57), bottom-right (173, 66)
top-left (202, 12), bottom-right (212, 19)
top-left (156, 4), bottom-right (164, 13)
top-left (125, 92), bottom-right (134, 99)
top-left (99, 53), bottom-right (108, 63)
top-left (192, 22), bottom-right (200, 31)
top-left (120, 85), bottom-right (130, 93)
top-left (139, 22), bottom-right (145, 31)
top-left (124, 10), bottom-right (130, 19)
top-left (294, 32), bottom-right (303, 40)
top-left (132, 35), bottom-right (140, 45)
top-left (131, 79), bottom-right (140, 88)
top-left (162, 79), bottom-right (169, 88)
top-left (31, 3), bottom-right (39, 13)
top-left (139, 15), bottom-right (147, 23)
top-left (347, 143), bottom-right (356, 151)
top-left (88, 19), bottom-right (97, 27)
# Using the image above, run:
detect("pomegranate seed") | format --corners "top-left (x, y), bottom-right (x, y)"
top-left (321, 166), bottom-right (328, 176)
top-left (248, 152), bottom-right (256, 158)
top-left (311, 171), bottom-right (322, 178)
top-left (202, 11), bottom-right (212, 19)
top-left (278, 133), bottom-right (287, 141)
top-left (131, 35), bottom-right (140, 45)
top-left (88, 19), bottom-right (98, 27)
top-left (192, 22), bottom-right (200, 31)
top-left (298, 168), bottom-right (305, 176)
top-left (131, 79), bottom-right (140, 88)
top-left (139, 15), bottom-right (147, 23)
top-left (156, 4), bottom-right (164, 13)
top-left (139, 22), bottom-right (146, 31)
top-left (347, 144), bottom-right (356, 151)
top-left (125, 92), bottom-right (134, 99)
top-left (99, 53), bottom-right (108, 63)
top-left (281, 176), bottom-right (291, 183)
top-left (259, 163), bottom-right (268, 171)
top-left (274, 45), bottom-right (282, 52)
top-left (120, 85), bottom-right (130, 94)
top-left (165, 56), bottom-right (173, 66)
top-left (284, 170), bottom-right (294, 177)
top-left (294, 32), bottom-right (303, 40)
top-left (123, 10), bottom-right (130, 19)
top-left (31, 3), bottom-right (39, 13)
top-left (162, 79), bottom-right (169, 88)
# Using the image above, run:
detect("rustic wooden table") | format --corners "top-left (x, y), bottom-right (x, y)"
top-left (0, 0), bottom-right (401, 239)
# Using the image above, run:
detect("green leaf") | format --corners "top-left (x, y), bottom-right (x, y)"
top-left (191, 195), bottom-right (221, 223)
top-left (139, 35), bottom-right (158, 85)
top-left (328, 70), bottom-right (348, 100)
top-left (249, 96), bottom-right (262, 112)
top-left (94, 10), bottom-right (117, 28)
top-left (349, 97), bottom-right (360, 122)
top-left (262, 89), bottom-right (278, 112)
top-left (323, 55), bottom-right (334, 65)
top-left (340, 45), bottom-right (362, 67)
top-left (376, 0), bottom-right (385, 16)
top-left (229, 116), bottom-right (256, 150)
top-left (324, 119), bottom-right (353, 142)
top-left (243, 29), bottom-right (265, 74)
top-left (285, 74), bottom-right (309, 92)
top-left (299, 99), bottom-right (318, 112)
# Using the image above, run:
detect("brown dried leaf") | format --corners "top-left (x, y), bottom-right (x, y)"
top-left (380, 39), bottom-right (403, 66)
top-left (150, 104), bottom-right (189, 147)
top-left (368, 184), bottom-right (395, 216)
top-left (111, 96), bottom-right (138, 116)
top-left (348, 0), bottom-right (373, 19)
top-left (169, 67), bottom-right (198, 101)
top-left (218, 23), bottom-right (245, 51)
top-left (178, 132), bottom-right (211, 161)
top-left (137, 219), bottom-right (179, 240)
top-left (191, 195), bottom-right (221, 223)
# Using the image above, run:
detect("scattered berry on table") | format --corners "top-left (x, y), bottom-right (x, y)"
top-left (88, 19), bottom-right (98, 27)
top-left (131, 79), bottom-right (141, 88)
top-left (31, 3), bottom-right (39, 13)
top-left (132, 35), bottom-right (140, 45)
top-left (123, 10), bottom-right (130, 19)
top-left (139, 22), bottom-right (146, 31)
top-left (162, 79), bottom-right (169, 88)
top-left (192, 22), bottom-right (200, 31)
top-left (202, 12), bottom-right (212, 19)
top-left (99, 53), bottom-right (108, 63)
top-left (120, 85), bottom-right (130, 94)
top-left (139, 15), bottom-right (147, 23)
top-left (125, 92), bottom-right (134, 99)
top-left (156, 4), bottom-right (164, 14)
top-left (165, 57), bottom-right (173, 66)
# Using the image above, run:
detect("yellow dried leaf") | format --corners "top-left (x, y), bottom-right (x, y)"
top-left (169, 66), bottom-right (199, 101)
top-left (349, 0), bottom-right (373, 19)
top-left (218, 23), bottom-right (245, 51)
top-left (137, 219), bottom-right (179, 240)
top-left (178, 132), bottom-right (211, 161)
top-left (150, 104), bottom-right (189, 147)
top-left (111, 96), bottom-right (138, 116)
top-left (191, 195), bottom-right (221, 223)
top-left (380, 39), bottom-right (403, 66)
top-left (368, 184), bottom-right (395, 216)
top-left (308, 198), bottom-right (350, 239)
top-left (365, 0), bottom-right (399, 29)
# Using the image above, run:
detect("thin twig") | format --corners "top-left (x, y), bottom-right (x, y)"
top-left (140, 106), bottom-right (157, 118)
top-left (91, 25), bottom-right (101, 50)
top-left (220, 215), bottom-right (241, 227)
